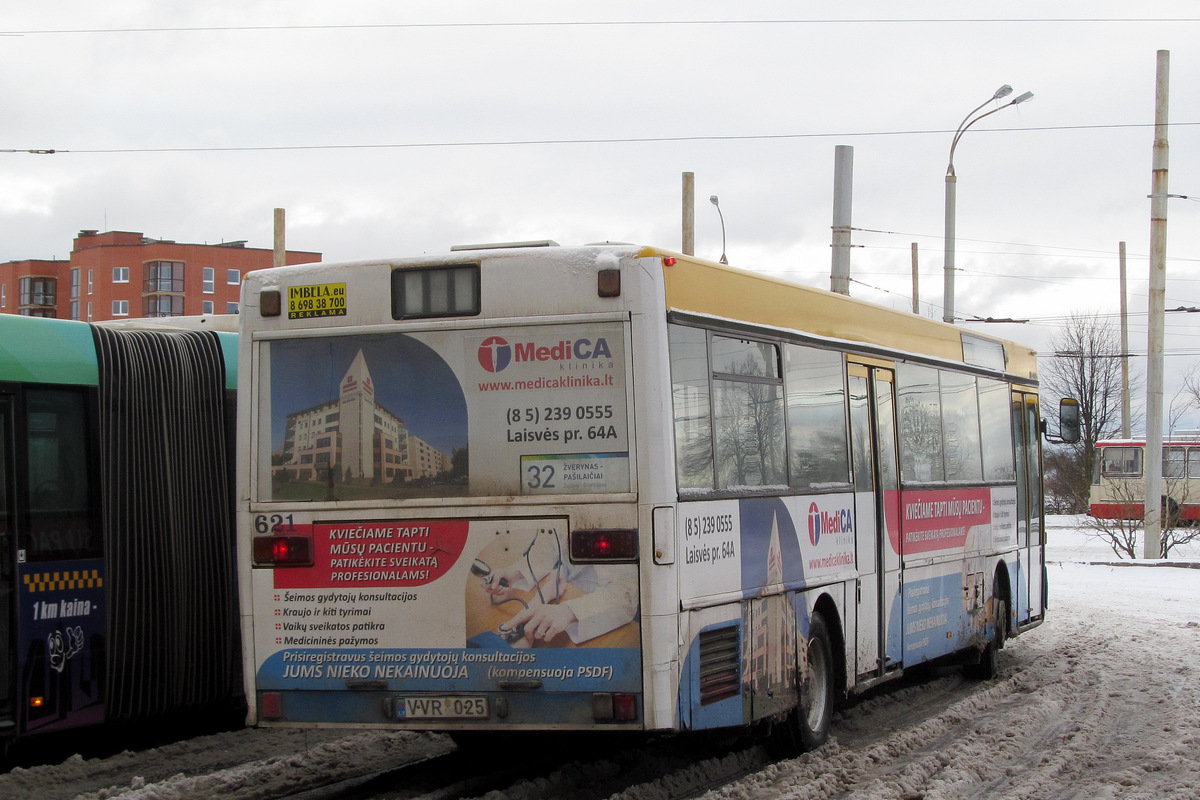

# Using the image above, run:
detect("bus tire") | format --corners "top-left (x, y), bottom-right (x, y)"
top-left (965, 594), bottom-right (1005, 681)
top-left (790, 612), bottom-right (835, 753)
top-left (993, 595), bottom-right (1008, 652)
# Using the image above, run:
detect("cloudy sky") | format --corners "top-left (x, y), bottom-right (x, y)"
top-left (4, 2), bottom-right (1200, 425)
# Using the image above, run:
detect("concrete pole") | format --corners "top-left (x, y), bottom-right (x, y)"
top-left (682, 173), bottom-right (695, 256)
top-left (830, 145), bottom-right (853, 295)
top-left (1119, 241), bottom-right (1130, 439)
top-left (273, 208), bottom-right (286, 268)
top-left (1145, 50), bottom-right (1170, 559)
top-left (911, 243), bottom-right (920, 314)
top-left (943, 171), bottom-right (957, 323)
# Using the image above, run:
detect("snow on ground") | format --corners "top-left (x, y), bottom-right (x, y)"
top-left (3, 516), bottom-right (1198, 800)
top-left (698, 516), bottom-right (1200, 800)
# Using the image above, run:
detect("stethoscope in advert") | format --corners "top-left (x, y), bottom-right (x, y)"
top-left (470, 528), bottom-right (564, 642)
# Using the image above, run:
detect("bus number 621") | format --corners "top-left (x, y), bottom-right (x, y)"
top-left (255, 513), bottom-right (296, 534)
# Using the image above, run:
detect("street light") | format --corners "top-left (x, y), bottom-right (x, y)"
top-left (943, 85), bottom-right (1034, 323)
top-left (710, 195), bottom-right (728, 264)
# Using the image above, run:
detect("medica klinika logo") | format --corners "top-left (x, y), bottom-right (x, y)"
top-left (477, 336), bottom-right (512, 373)
top-left (477, 336), bottom-right (615, 373)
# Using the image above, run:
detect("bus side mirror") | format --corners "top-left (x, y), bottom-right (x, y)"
top-left (1057, 398), bottom-right (1081, 444)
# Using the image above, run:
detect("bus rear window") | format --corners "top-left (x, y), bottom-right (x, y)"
top-left (391, 264), bottom-right (480, 320)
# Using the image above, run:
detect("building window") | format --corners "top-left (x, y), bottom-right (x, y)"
top-left (226, 301), bottom-right (239, 314)
top-left (145, 260), bottom-right (185, 293)
top-left (70, 300), bottom-right (80, 320)
top-left (227, 269), bottom-right (240, 285)
top-left (112, 300), bottom-right (129, 317)
top-left (88, 269), bottom-right (93, 294)
top-left (1, 283), bottom-right (5, 308)
top-left (70, 269), bottom-right (80, 299)
top-left (144, 295), bottom-right (185, 317)
top-left (87, 301), bottom-right (93, 322)
top-left (113, 267), bottom-right (130, 283)
top-left (19, 276), bottom-right (56, 308)
top-left (143, 261), bottom-right (186, 317)
top-left (203, 300), bottom-right (214, 314)
top-left (203, 267), bottom-right (215, 293)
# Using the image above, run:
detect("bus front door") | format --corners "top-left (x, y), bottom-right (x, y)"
top-left (849, 367), bottom-right (902, 683)
top-left (1013, 392), bottom-right (1044, 626)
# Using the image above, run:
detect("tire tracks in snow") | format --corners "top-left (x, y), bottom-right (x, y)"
top-left (694, 593), bottom-right (1200, 800)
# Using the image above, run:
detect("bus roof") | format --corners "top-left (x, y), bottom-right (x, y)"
top-left (638, 246), bottom-right (1038, 381)
top-left (1097, 436), bottom-right (1200, 447)
top-left (240, 241), bottom-right (1039, 382)
top-left (0, 315), bottom-right (99, 386)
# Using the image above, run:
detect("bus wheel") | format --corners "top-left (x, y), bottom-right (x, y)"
top-left (993, 595), bottom-right (1008, 651)
top-left (797, 612), bottom-right (835, 751)
top-left (965, 596), bottom-right (1005, 680)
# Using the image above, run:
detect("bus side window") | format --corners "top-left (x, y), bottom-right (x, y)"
top-left (1164, 446), bottom-right (1187, 478)
top-left (668, 325), bottom-right (715, 491)
top-left (24, 389), bottom-right (100, 561)
top-left (0, 403), bottom-right (8, 543)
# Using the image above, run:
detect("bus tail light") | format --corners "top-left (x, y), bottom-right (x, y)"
top-left (597, 268), bottom-right (621, 298)
top-left (570, 529), bottom-right (637, 562)
top-left (592, 692), bottom-right (638, 721)
top-left (260, 692), bottom-right (284, 720)
top-left (253, 534), bottom-right (314, 567)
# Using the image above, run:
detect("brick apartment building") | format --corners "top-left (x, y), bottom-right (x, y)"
top-left (0, 230), bottom-right (321, 320)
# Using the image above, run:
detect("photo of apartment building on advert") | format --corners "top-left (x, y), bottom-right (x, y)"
top-left (269, 337), bottom-right (467, 501)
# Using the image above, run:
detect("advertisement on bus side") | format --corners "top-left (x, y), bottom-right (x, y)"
top-left (17, 559), bottom-right (106, 734)
top-left (678, 494), bottom-right (858, 604)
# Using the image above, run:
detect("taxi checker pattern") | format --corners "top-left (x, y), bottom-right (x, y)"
top-left (23, 569), bottom-right (103, 592)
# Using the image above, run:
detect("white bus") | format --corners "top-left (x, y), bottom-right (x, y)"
top-left (236, 242), bottom-right (1071, 751)
top-left (1090, 435), bottom-right (1200, 526)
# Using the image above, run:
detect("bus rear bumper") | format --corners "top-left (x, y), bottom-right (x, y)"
top-left (256, 690), bottom-right (645, 731)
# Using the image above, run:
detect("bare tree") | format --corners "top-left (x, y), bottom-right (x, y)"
top-left (1041, 312), bottom-right (1140, 512)
top-left (1175, 364), bottom-right (1200, 430)
top-left (1085, 474), bottom-right (1200, 558)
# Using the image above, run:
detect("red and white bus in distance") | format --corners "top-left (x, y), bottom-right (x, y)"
top-left (236, 241), bottom-right (1074, 752)
top-left (1090, 436), bottom-right (1200, 524)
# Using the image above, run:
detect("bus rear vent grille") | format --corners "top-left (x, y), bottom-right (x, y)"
top-left (698, 626), bottom-right (740, 706)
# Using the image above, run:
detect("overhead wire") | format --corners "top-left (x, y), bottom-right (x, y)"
top-left (5, 121), bottom-right (1200, 156)
top-left (4, 18), bottom-right (1200, 36)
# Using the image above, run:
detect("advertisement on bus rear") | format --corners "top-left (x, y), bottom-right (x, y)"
top-left (253, 518), bottom-right (640, 693)
top-left (262, 322), bottom-right (629, 502)
top-left (255, 321), bottom-right (638, 694)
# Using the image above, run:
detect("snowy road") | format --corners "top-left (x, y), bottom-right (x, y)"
top-left (3, 519), bottom-right (1197, 800)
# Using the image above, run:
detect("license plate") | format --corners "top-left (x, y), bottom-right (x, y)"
top-left (398, 696), bottom-right (488, 719)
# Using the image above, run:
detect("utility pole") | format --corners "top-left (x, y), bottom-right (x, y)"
top-left (273, 208), bottom-right (286, 268)
top-left (682, 172), bottom-right (695, 256)
top-left (830, 145), bottom-right (853, 296)
top-left (911, 243), bottom-right (920, 314)
top-left (1145, 50), bottom-right (1170, 559)
top-left (1119, 241), bottom-right (1130, 439)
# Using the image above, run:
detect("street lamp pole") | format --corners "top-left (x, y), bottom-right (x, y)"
top-left (943, 85), bottom-right (1033, 323)
top-left (710, 195), bottom-right (728, 264)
